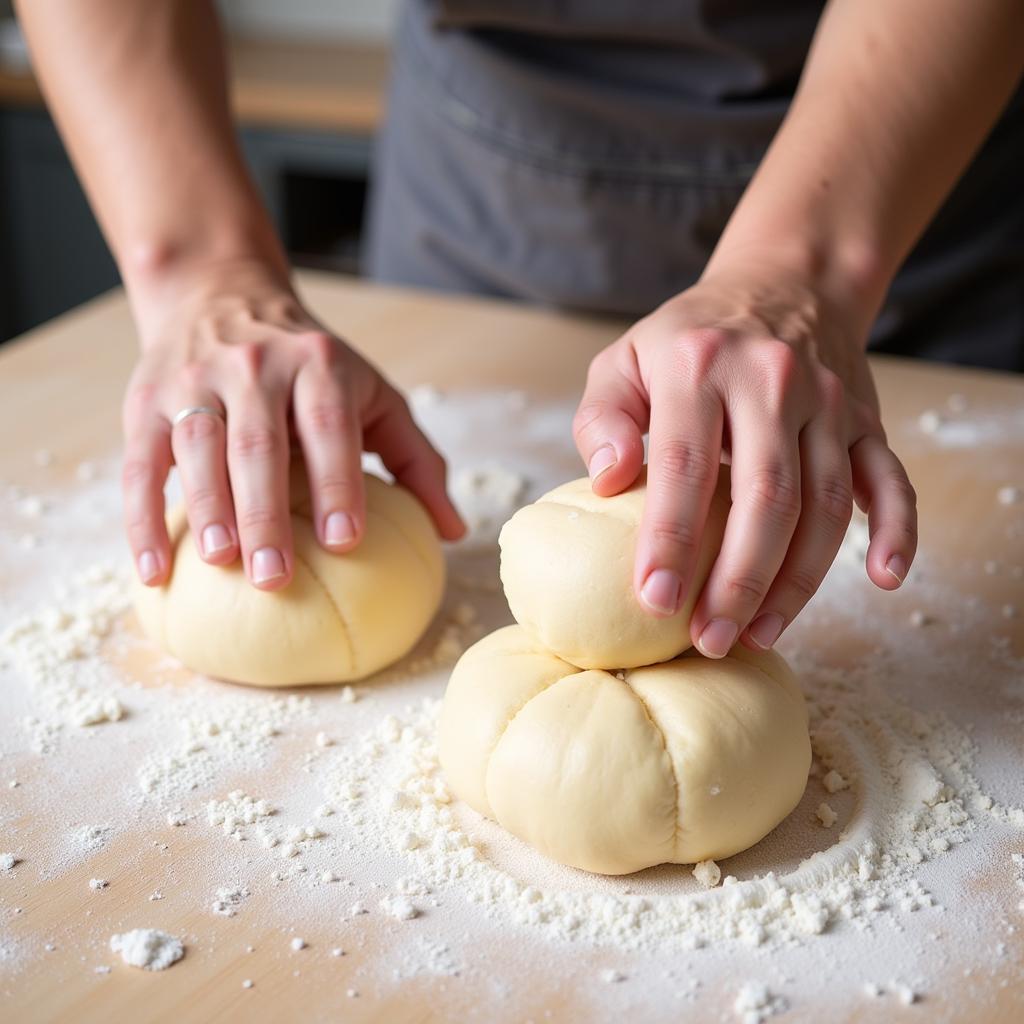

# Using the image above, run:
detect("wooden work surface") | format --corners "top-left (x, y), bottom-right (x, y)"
top-left (0, 272), bottom-right (1022, 1022)
top-left (0, 36), bottom-right (388, 133)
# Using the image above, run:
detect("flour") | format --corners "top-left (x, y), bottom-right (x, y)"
top-left (734, 981), bottom-right (787, 1024)
top-left (109, 929), bottom-right (183, 970)
top-left (2, 390), bottom-right (1022, 1020)
top-left (1, 566), bottom-right (130, 734)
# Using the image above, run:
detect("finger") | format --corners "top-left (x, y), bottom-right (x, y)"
top-left (572, 344), bottom-right (647, 496)
top-left (122, 410), bottom-right (173, 587)
top-left (363, 384), bottom-right (465, 541)
top-left (225, 365), bottom-right (294, 590)
top-left (690, 409), bottom-right (802, 657)
top-left (850, 433), bottom-right (918, 590)
top-left (294, 358), bottom-right (366, 553)
top-left (170, 402), bottom-right (238, 566)
top-left (634, 380), bottom-right (724, 618)
top-left (741, 413), bottom-right (852, 651)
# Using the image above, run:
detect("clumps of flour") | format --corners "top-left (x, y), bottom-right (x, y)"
top-left (318, 635), bottom-right (1023, 957)
top-left (109, 929), bottom-right (184, 970)
top-left (0, 565), bottom-right (130, 741)
top-left (136, 693), bottom-right (311, 802)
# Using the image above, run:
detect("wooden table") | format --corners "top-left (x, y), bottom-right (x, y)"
top-left (0, 273), bottom-right (1022, 1022)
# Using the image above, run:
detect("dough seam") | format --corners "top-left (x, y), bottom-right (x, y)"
top-left (292, 551), bottom-right (357, 676)
top-left (483, 664), bottom-right (576, 814)
top-left (623, 677), bottom-right (682, 857)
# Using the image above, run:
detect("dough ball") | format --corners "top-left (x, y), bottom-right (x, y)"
top-left (498, 468), bottom-right (730, 669)
top-left (439, 625), bottom-right (810, 875)
top-left (133, 471), bottom-right (444, 686)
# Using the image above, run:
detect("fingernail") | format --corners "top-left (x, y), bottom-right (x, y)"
top-left (885, 554), bottom-right (907, 586)
top-left (697, 618), bottom-right (739, 658)
top-left (325, 511), bottom-right (356, 547)
top-left (748, 612), bottom-right (785, 650)
top-left (588, 444), bottom-right (617, 481)
top-left (252, 547), bottom-right (285, 584)
top-left (640, 568), bottom-right (683, 616)
top-left (201, 523), bottom-right (232, 557)
top-left (138, 549), bottom-right (160, 583)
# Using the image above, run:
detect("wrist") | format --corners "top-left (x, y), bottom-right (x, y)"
top-left (703, 230), bottom-right (888, 348)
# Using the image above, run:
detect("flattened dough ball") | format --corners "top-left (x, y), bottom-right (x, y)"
top-left (498, 468), bottom-right (730, 669)
top-left (133, 472), bottom-right (444, 686)
top-left (439, 625), bottom-right (811, 875)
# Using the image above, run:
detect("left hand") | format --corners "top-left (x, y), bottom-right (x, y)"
top-left (572, 261), bottom-right (917, 657)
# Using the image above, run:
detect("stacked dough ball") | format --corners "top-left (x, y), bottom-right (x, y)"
top-left (439, 470), bottom-right (811, 875)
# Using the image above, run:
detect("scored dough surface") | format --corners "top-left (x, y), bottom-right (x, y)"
top-left (133, 471), bottom-right (444, 687)
top-left (439, 625), bottom-right (811, 874)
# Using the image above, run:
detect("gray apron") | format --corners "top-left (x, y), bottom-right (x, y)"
top-left (365, 0), bottom-right (1024, 371)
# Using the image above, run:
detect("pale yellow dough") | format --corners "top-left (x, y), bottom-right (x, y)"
top-left (498, 468), bottom-right (730, 669)
top-left (133, 471), bottom-right (444, 686)
top-left (439, 625), bottom-right (811, 875)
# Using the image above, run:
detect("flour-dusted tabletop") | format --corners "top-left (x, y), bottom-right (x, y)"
top-left (0, 272), bottom-right (1022, 1023)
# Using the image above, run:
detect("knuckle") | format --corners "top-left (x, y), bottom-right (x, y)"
top-left (124, 516), bottom-right (157, 547)
top-left (301, 330), bottom-right (337, 365)
top-left (784, 564), bottom-right (823, 602)
top-left (229, 425), bottom-right (279, 460)
top-left (656, 439), bottom-right (716, 485)
top-left (746, 465), bottom-right (802, 520)
top-left (817, 368), bottom-right (846, 409)
top-left (233, 342), bottom-right (267, 382)
top-left (304, 401), bottom-right (348, 437)
top-left (647, 516), bottom-right (700, 558)
top-left (178, 360), bottom-right (206, 391)
top-left (122, 457), bottom-right (155, 490)
top-left (884, 471), bottom-right (918, 508)
top-left (236, 504), bottom-right (281, 533)
top-left (674, 328), bottom-right (729, 377)
top-left (185, 484), bottom-right (225, 513)
top-left (174, 411), bottom-right (221, 445)
top-left (813, 474), bottom-right (854, 528)
top-left (572, 399), bottom-right (610, 440)
top-left (724, 572), bottom-right (771, 605)
top-left (123, 381), bottom-right (159, 423)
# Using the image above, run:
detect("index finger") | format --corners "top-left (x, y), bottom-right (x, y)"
top-left (634, 378), bottom-right (724, 617)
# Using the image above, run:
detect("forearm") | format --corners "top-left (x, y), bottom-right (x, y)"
top-left (16, 0), bottom-right (289, 335)
top-left (706, 0), bottom-right (1024, 341)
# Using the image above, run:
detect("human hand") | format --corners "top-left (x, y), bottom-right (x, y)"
top-left (572, 262), bottom-right (917, 657)
top-left (122, 259), bottom-right (465, 590)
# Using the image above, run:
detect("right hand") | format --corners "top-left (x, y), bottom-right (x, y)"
top-left (122, 259), bottom-right (465, 590)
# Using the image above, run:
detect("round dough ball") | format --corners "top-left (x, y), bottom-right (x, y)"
top-left (498, 468), bottom-right (730, 669)
top-left (439, 625), bottom-right (810, 875)
top-left (133, 471), bottom-right (444, 686)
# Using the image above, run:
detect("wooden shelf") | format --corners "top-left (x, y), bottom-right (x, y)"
top-left (0, 35), bottom-right (389, 135)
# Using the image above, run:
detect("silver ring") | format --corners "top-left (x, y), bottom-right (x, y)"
top-left (172, 405), bottom-right (225, 428)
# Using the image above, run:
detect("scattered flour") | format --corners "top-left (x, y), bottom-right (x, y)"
top-left (734, 981), bottom-right (787, 1024)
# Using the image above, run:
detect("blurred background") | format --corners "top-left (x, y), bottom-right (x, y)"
top-left (0, 0), bottom-right (400, 345)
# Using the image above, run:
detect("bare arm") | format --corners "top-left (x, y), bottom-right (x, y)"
top-left (575, 0), bottom-right (1024, 656)
top-left (708, 0), bottom-right (1024, 337)
top-left (17, 1), bottom-right (464, 589)
top-left (16, 0), bottom-right (286, 325)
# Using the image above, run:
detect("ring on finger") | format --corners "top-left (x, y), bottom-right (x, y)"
top-left (172, 405), bottom-right (226, 429)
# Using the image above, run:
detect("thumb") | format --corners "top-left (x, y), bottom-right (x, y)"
top-left (572, 344), bottom-right (647, 495)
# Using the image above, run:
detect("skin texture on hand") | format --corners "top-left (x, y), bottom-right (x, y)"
top-left (573, 265), bottom-right (917, 657)
top-left (122, 260), bottom-right (465, 591)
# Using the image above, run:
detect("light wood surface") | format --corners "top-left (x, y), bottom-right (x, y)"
top-left (0, 273), bottom-right (1022, 1022)
top-left (0, 36), bottom-right (388, 133)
